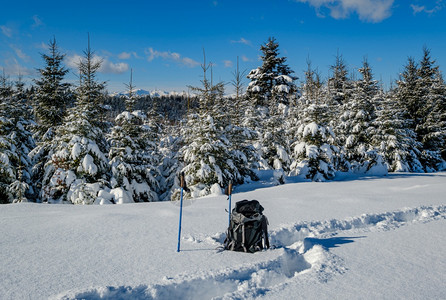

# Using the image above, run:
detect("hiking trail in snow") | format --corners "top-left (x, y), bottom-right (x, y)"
top-left (53, 205), bottom-right (446, 300)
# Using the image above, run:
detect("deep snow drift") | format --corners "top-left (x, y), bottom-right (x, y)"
top-left (1, 172), bottom-right (445, 299)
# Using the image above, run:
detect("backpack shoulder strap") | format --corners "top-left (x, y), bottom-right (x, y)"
top-left (261, 215), bottom-right (270, 249)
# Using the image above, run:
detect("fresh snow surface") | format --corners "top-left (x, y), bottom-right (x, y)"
top-left (1, 172), bottom-right (445, 300)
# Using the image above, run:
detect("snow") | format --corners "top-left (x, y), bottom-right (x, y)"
top-left (346, 135), bottom-right (355, 148)
top-left (303, 122), bottom-right (322, 137)
top-left (275, 84), bottom-right (290, 93)
top-left (110, 187), bottom-right (133, 204)
top-left (1, 172), bottom-right (445, 299)
top-left (293, 142), bottom-right (306, 156)
top-left (275, 75), bottom-right (293, 83)
top-left (252, 86), bottom-right (261, 92)
top-left (71, 142), bottom-right (82, 159)
top-left (82, 154), bottom-right (97, 175)
top-left (306, 145), bottom-right (318, 158)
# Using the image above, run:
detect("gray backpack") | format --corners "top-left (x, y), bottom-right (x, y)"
top-left (224, 200), bottom-right (269, 253)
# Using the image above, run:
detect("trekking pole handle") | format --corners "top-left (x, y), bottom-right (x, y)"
top-left (180, 172), bottom-right (185, 189)
top-left (228, 181), bottom-right (232, 196)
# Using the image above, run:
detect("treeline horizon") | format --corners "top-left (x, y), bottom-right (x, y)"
top-left (0, 36), bottom-right (444, 204)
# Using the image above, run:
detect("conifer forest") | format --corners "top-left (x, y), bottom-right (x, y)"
top-left (1, 37), bottom-right (445, 204)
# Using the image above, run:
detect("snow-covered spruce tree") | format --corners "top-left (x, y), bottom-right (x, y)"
top-left (417, 69), bottom-right (446, 170)
top-left (395, 57), bottom-right (420, 127)
top-left (0, 110), bottom-right (17, 203)
top-left (181, 113), bottom-right (240, 197)
top-left (394, 49), bottom-right (445, 171)
top-left (33, 37), bottom-right (71, 138)
top-left (327, 52), bottom-right (352, 106)
top-left (288, 59), bottom-right (327, 144)
top-left (0, 74), bottom-right (35, 203)
top-left (229, 56), bottom-right (249, 127)
top-left (289, 61), bottom-right (338, 181)
top-left (246, 37), bottom-right (297, 107)
top-left (0, 72), bottom-right (15, 202)
top-left (415, 48), bottom-right (446, 170)
top-left (10, 78), bottom-right (35, 202)
top-left (108, 70), bottom-right (160, 202)
top-left (180, 51), bottom-right (245, 197)
top-left (158, 126), bottom-right (183, 201)
top-left (0, 69), bottom-right (13, 99)
top-left (257, 104), bottom-right (291, 182)
top-left (335, 59), bottom-right (387, 175)
top-left (29, 38), bottom-right (71, 201)
top-left (372, 89), bottom-right (424, 172)
top-left (224, 57), bottom-right (259, 180)
top-left (289, 105), bottom-right (338, 181)
top-left (41, 37), bottom-right (110, 204)
top-left (245, 38), bottom-right (297, 175)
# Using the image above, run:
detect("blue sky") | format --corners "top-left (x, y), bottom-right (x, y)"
top-left (1, 0), bottom-right (446, 93)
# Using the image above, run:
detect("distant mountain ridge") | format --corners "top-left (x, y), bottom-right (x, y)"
top-left (110, 89), bottom-right (187, 98)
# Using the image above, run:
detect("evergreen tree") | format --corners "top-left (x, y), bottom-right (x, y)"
top-left (0, 74), bottom-right (35, 202)
top-left (158, 127), bottom-right (183, 201)
top-left (0, 117), bottom-right (18, 203)
top-left (245, 38), bottom-right (296, 174)
top-left (229, 56), bottom-right (248, 127)
top-left (301, 59), bottom-right (325, 105)
top-left (41, 37), bottom-right (110, 204)
top-left (417, 70), bottom-right (446, 170)
top-left (395, 48), bottom-right (445, 171)
top-left (246, 37), bottom-right (297, 108)
top-left (289, 104), bottom-right (338, 181)
top-left (257, 106), bottom-right (291, 178)
top-left (180, 51), bottom-right (248, 196)
top-left (373, 90), bottom-right (424, 172)
top-left (30, 38), bottom-right (71, 200)
top-left (225, 57), bottom-right (259, 180)
top-left (415, 48), bottom-right (445, 170)
top-left (289, 63), bottom-right (338, 181)
top-left (33, 37), bottom-right (70, 137)
top-left (0, 70), bottom-right (13, 99)
top-left (417, 47), bottom-right (438, 122)
top-left (14, 75), bottom-right (26, 99)
top-left (181, 113), bottom-right (242, 197)
top-left (327, 52), bottom-right (352, 105)
top-left (335, 59), bottom-right (387, 174)
top-left (108, 70), bottom-right (160, 202)
top-left (395, 57), bottom-right (420, 129)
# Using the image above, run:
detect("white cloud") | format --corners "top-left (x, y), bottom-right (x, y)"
top-left (117, 51), bottom-right (140, 60)
top-left (36, 42), bottom-right (48, 50)
top-left (145, 47), bottom-right (199, 67)
top-left (32, 15), bottom-right (43, 28)
top-left (231, 38), bottom-right (252, 45)
top-left (295, 0), bottom-right (394, 23)
top-left (411, 4), bottom-right (425, 14)
top-left (66, 53), bottom-right (129, 74)
top-left (1, 25), bottom-right (13, 38)
top-left (118, 52), bottom-right (131, 59)
top-left (182, 57), bottom-right (200, 68)
top-left (10, 45), bottom-right (31, 62)
top-left (411, 1), bottom-right (444, 15)
top-left (66, 54), bottom-right (83, 69)
top-left (241, 55), bottom-right (251, 62)
top-left (100, 61), bottom-right (129, 74)
top-left (223, 60), bottom-right (233, 68)
top-left (2, 58), bottom-right (33, 76)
